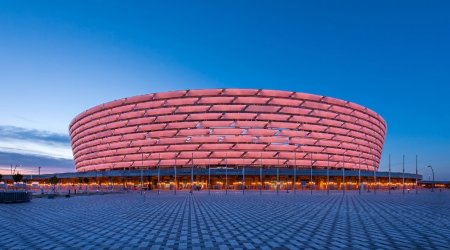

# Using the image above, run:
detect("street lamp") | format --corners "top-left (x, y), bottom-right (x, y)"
top-left (225, 153), bottom-right (228, 195)
top-left (358, 150), bottom-right (361, 195)
top-left (157, 153), bottom-right (161, 195)
top-left (402, 155), bottom-right (405, 195)
top-left (277, 153), bottom-right (280, 195)
top-left (208, 156), bottom-right (211, 195)
top-left (293, 143), bottom-right (302, 195)
top-left (342, 151), bottom-right (345, 195)
top-left (140, 153), bottom-right (144, 195)
top-left (294, 150), bottom-right (297, 194)
top-left (415, 155), bottom-right (418, 195)
top-left (310, 152), bottom-right (313, 195)
top-left (427, 165), bottom-right (434, 192)
top-left (174, 156), bottom-right (177, 195)
top-left (370, 148), bottom-right (376, 195)
top-left (260, 152), bottom-right (263, 195)
top-left (373, 154), bottom-right (377, 195)
top-left (388, 154), bottom-right (391, 195)
top-left (327, 154), bottom-right (330, 195)
top-left (191, 152), bottom-right (194, 194)
top-left (242, 158), bottom-right (245, 195)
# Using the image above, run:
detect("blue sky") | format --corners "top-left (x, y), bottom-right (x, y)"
top-left (0, 1), bottom-right (449, 179)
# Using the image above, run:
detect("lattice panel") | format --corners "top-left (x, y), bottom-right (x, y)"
top-left (69, 89), bottom-right (387, 172)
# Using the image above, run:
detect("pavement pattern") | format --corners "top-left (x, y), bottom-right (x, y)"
top-left (1, 190), bottom-right (449, 249)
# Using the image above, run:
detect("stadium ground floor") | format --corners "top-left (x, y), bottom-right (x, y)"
top-left (1, 168), bottom-right (431, 192)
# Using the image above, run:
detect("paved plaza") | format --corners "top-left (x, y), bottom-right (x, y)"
top-left (1, 190), bottom-right (449, 249)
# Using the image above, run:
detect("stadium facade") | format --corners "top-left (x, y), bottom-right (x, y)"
top-left (70, 89), bottom-right (386, 172)
top-left (60, 88), bottom-right (420, 191)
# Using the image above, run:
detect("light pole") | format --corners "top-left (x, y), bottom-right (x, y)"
top-left (402, 155), bottom-right (405, 195)
top-left (366, 161), bottom-right (370, 193)
top-left (427, 165), bottom-right (434, 192)
top-left (191, 152), bottom-right (194, 194)
top-left (327, 154), bottom-right (330, 195)
top-left (373, 154), bottom-right (377, 195)
top-left (371, 148), bottom-right (376, 194)
top-left (415, 155), bottom-right (418, 195)
top-left (225, 153), bottom-right (228, 195)
top-left (293, 143), bottom-right (302, 194)
top-left (294, 151), bottom-right (297, 195)
top-left (276, 153), bottom-right (280, 195)
top-left (310, 152), bottom-right (313, 195)
top-left (388, 154), bottom-right (391, 195)
top-left (358, 150), bottom-right (361, 195)
top-left (208, 157), bottom-right (211, 195)
top-left (174, 157), bottom-right (177, 195)
top-left (342, 152), bottom-right (345, 195)
top-left (276, 167), bottom-right (280, 194)
top-left (242, 162), bottom-right (245, 195)
top-left (260, 152), bottom-right (263, 195)
top-left (157, 153), bottom-right (160, 195)
top-left (140, 153), bottom-right (144, 195)
top-left (109, 166), bottom-right (113, 192)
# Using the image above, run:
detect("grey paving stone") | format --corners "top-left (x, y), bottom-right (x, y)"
top-left (0, 191), bottom-right (449, 249)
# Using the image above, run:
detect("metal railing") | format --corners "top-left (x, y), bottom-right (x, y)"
top-left (0, 191), bottom-right (33, 203)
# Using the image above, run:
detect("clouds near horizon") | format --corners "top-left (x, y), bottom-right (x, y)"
top-left (0, 151), bottom-right (74, 174)
top-left (0, 126), bottom-right (74, 174)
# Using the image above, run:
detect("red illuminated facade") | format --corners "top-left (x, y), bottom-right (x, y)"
top-left (69, 89), bottom-right (386, 172)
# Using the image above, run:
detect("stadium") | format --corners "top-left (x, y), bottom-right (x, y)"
top-left (70, 88), bottom-right (386, 171)
top-left (58, 88), bottom-right (418, 191)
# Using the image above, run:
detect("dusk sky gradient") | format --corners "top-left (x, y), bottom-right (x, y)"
top-left (0, 1), bottom-right (449, 179)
